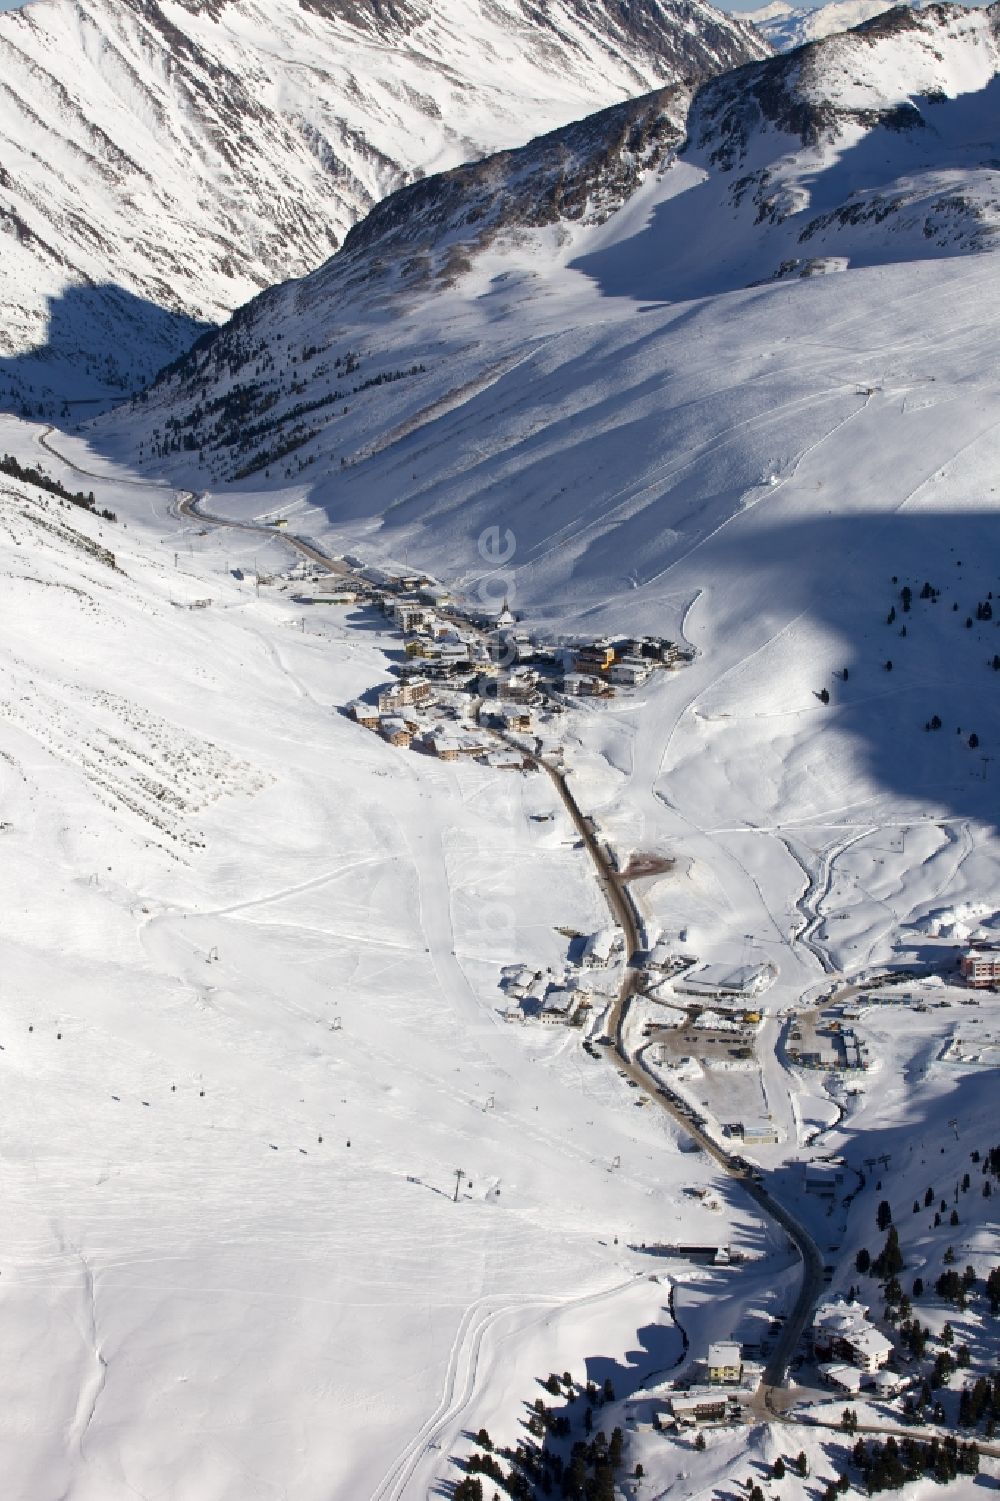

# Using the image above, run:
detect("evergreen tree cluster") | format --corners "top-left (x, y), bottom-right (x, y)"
top-left (454, 1478), bottom-right (485, 1501)
top-left (883, 574), bottom-right (997, 735)
top-left (958, 1373), bottom-right (1000, 1430)
top-left (852, 1433), bottom-right (979, 1492)
top-left (935, 1265), bottom-right (976, 1309)
top-left (872, 1227), bottom-right (903, 1279)
top-left (0, 452), bottom-right (117, 522)
top-left (462, 1374), bottom-right (623, 1500)
top-left (987, 1265), bottom-right (1000, 1315)
top-left (898, 1317), bottom-right (929, 1358)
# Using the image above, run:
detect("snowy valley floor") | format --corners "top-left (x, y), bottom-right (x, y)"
top-left (0, 426), bottom-right (762, 1500)
top-left (1, 251), bottom-right (999, 1501)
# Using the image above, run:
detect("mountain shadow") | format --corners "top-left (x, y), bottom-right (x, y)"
top-left (695, 507), bottom-right (1000, 840)
top-left (0, 283), bottom-right (213, 421)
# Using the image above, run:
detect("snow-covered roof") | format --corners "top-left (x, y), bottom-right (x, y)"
top-left (848, 1326), bottom-right (893, 1361)
top-left (819, 1363), bottom-right (863, 1392)
top-left (542, 986), bottom-right (582, 1013)
top-left (582, 928), bottom-right (618, 962)
top-left (814, 1298), bottom-right (870, 1332)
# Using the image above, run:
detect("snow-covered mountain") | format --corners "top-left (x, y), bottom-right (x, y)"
top-left (5, 9), bottom-right (1000, 1495)
top-left (745, 0), bottom-right (995, 57)
top-left (744, 0), bottom-right (920, 51)
top-left (0, 0), bottom-right (767, 412)
top-left (107, 0), bottom-right (1000, 493)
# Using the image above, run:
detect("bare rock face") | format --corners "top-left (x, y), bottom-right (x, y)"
top-left (0, 0), bottom-right (767, 410)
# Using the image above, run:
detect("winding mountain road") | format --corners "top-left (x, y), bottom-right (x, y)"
top-left (529, 756), bottom-right (825, 1404)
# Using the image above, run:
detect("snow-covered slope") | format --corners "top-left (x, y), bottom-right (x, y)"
top-left (0, 0), bottom-right (767, 411)
top-left (108, 1), bottom-right (1000, 485)
top-left (90, 3), bottom-right (1000, 929)
top-left (0, 417), bottom-right (763, 1498)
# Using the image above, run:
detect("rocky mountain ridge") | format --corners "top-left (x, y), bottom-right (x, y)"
top-left (104, 0), bottom-right (1000, 495)
top-left (0, 0), bottom-right (768, 413)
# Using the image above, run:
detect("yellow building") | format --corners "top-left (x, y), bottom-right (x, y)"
top-left (707, 1342), bottom-right (742, 1385)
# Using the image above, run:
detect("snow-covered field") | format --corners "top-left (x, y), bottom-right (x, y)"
top-left (1, 8), bottom-right (998, 1494)
top-left (0, 417), bottom-right (775, 1498)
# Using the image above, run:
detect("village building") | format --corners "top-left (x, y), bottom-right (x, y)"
top-left (581, 928), bottom-right (624, 969)
top-left (848, 1325), bottom-right (895, 1373)
top-left (501, 964), bottom-right (537, 997)
top-left (960, 949), bottom-right (1000, 988)
top-left (378, 680), bottom-right (433, 713)
top-left (499, 703), bottom-right (533, 732)
top-left (666, 1391), bottom-right (731, 1426)
top-left (392, 601), bottom-right (435, 633)
top-left (427, 729), bottom-right (491, 761)
top-left (379, 716), bottom-right (413, 748)
top-left (819, 1363), bottom-right (864, 1394)
top-left (707, 1342), bottom-right (743, 1384)
top-left (579, 675), bottom-right (615, 698)
top-left (574, 641), bottom-right (616, 673)
top-left (610, 657), bottom-right (651, 687)
top-left (801, 1161), bottom-right (847, 1196)
top-left (479, 701), bottom-right (533, 733)
top-left (539, 987), bottom-right (587, 1025)
top-left (297, 588), bottom-right (358, 605)
top-left (484, 746), bottom-right (530, 771)
top-left (438, 641), bottom-right (472, 665)
top-left (740, 1123), bottom-right (779, 1146)
top-left (813, 1299), bottom-right (892, 1372)
top-left (487, 666), bottom-right (538, 701)
top-left (350, 701), bottom-right (379, 730)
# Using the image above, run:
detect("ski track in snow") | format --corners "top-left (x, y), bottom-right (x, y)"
top-left (369, 1275), bottom-right (638, 1501)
